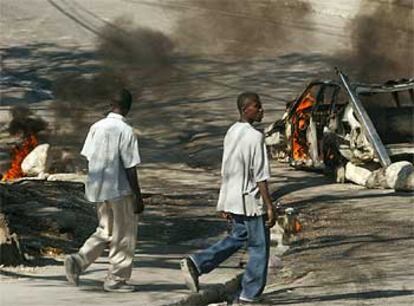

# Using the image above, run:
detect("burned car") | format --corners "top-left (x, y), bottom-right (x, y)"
top-left (265, 70), bottom-right (414, 191)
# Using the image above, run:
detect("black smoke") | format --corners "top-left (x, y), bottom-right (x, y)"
top-left (8, 106), bottom-right (48, 137)
top-left (52, 17), bottom-right (175, 105)
top-left (341, 0), bottom-right (414, 81)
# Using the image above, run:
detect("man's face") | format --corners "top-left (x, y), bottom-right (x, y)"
top-left (243, 99), bottom-right (264, 122)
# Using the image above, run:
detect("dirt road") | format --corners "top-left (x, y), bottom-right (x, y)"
top-left (262, 164), bottom-right (414, 306)
top-left (1, 1), bottom-right (413, 305)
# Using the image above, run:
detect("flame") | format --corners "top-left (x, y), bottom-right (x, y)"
top-left (294, 219), bottom-right (302, 233)
top-left (2, 134), bottom-right (38, 181)
top-left (291, 93), bottom-right (315, 161)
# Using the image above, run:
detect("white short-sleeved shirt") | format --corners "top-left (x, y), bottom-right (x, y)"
top-left (216, 122), bottom-right (271, 216)
top-left (81, 112), bottom-right (141, 202)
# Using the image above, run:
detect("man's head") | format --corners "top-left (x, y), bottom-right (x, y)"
top-left (110, 89), bottom-right (133, 116)
top-left (237, 92), bottom-right (264, 123)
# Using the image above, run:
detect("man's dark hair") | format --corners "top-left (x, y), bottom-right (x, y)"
top-left (111, 88), bottom-right (132, 111)
top-left (237, 92), bottom-right (260, 114)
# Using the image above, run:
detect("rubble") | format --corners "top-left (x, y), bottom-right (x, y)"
top-left (345, 161), bottom-right (414, 191)
top-left (345, 162), bottom-right (372, 186)
top-left (385, 161), bottom-right (414, 190)
top-left (21, 143), bottom-right (50, 177)
top-left (266, 72), bottom-right (414, 191)
top-left (0, 213), bottom-right (25, 266)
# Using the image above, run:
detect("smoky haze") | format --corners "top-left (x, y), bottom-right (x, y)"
top-left (172, 0), bottom-right (312, 56)
top-left (51, 0), bottom-right (414, 106)
top-left (52, 17), bottom-right (175, 105)
top-left (23, 0), bottom-right (412, 168)
top-left (170, 0), bottom-right (412, 80)
top-left (8, 106), bottom-right (48, 138)
top-left (343, 0), bottom-right (414, 81)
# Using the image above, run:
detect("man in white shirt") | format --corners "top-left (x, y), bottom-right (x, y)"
top-left (181, 92), bottom-right (276, 303)
top-left (64, 89), bottom-right (144, 293)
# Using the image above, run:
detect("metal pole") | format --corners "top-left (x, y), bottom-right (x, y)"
top-left (336, 69), bottom-right (391, 167)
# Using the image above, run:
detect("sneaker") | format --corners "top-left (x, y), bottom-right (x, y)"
top-left (64, 255), bottom-right (80, 286)
top-left (103, 280), bottom-right (135, 293)
top-left (180, 257), bottom-right (199, 292)
top-left (238, 296), bottom-right (263, 304)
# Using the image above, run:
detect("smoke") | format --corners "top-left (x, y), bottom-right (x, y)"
top-left (97, 17), bottom-right (174, 68)
top-left (52, 17), bottom-right (175, 105)
top-left (172, 0), bottom-right (312, 56)
top-left (8, 106), bottom-right (48, 136)
top-left (342, 0), bottom-right (414, 81)
top-left (49, 17), bottom-right (176, 141)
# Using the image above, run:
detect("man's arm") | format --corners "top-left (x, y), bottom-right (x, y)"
top-left (257, 180), bottom-right (275, 228)
top-left (125, 166), bottom-right (144, 214)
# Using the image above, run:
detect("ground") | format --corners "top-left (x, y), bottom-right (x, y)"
top-left (0, 1), bottom-right (413, 305)
top-left (262, 167), bottom-right (414, 306)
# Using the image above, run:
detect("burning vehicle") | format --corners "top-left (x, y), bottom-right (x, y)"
top-left (265, 70), bottom-right (414, 191)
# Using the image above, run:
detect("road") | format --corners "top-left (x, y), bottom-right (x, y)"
top-left (1, 1), bottom-right (413, 305)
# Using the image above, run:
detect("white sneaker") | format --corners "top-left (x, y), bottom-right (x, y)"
top-left (103, 280), bottom-right (135, 293)
top-left (180, 257), bottom-right (199, 292)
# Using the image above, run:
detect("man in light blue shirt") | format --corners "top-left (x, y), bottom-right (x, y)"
top-left (64, 89), bottom-right (143, 293)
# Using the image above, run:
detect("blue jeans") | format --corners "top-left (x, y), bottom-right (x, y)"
top-left (190, 214), bottom-right (270, 300)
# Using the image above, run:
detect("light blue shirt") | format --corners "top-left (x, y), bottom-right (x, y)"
top-left (81, 112), bottom-right (141, 202)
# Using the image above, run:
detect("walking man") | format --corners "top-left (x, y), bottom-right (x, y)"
top-left (64, 89), bottom-right (144, 292)
top-left (180, 92), bottom-right (276, 303)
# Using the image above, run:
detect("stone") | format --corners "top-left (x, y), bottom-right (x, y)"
top-left (46, 173), bottom-right (86, 183)
top-left (21, 143), bottom-right (50, 177)
top-left (395, 171), bottom-right (414, 191)
top-left (366, 168), bottom-right (388, 189)
top-left (385, 161), bottom-right (414, 190)
top-left (345, 162), bottom-right (372, 186)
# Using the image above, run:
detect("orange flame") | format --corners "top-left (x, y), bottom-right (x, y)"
top-left (2, 134), bottom-right (38, 181)
top-left (294, 219), bottom-right (302, 233)
top-left (291, 93), bottom-right (315, 161)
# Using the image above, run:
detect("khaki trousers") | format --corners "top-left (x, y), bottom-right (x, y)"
top-left (75, 195), bottom-right (138, 281)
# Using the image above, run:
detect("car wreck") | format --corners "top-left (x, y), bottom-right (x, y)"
top-left (265, 70), bottom-right (414, 191)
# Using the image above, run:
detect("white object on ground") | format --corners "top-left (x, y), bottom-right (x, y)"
top-left (385, 161), bottom-right (414, 190)
top-left (345, 162), bottom-right (372, 186)
top-left (21, 144), bottom-right (50, 176)
top-left (46, 173), bottom-right (86, 183)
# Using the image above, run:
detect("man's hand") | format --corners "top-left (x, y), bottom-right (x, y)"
top-left (257, 180), bottom-right (276, 228)
top-left (265, 205), bottom-right (276, 228)
top-left (125, 166), bottom-right (144, 214)
top-left (134, 195), bottom-right (145, 214)
top-left (220, 211), bottom-right (232, 220)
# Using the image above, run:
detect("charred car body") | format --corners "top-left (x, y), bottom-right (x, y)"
top-left (266, 70), bottom-right (414, 191)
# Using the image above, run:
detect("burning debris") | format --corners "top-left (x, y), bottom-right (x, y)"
top-left (271, 204), bottom-right (302, 250)
top-left (1, 106), bottom-right (47, 182)
top-left (266, 70), bottom-right (414, 191)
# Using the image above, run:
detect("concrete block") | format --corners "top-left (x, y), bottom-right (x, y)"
top-left (385, 161), bottom-right (414, 190)
top-left (345, 162), bottom-right (372, 186)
